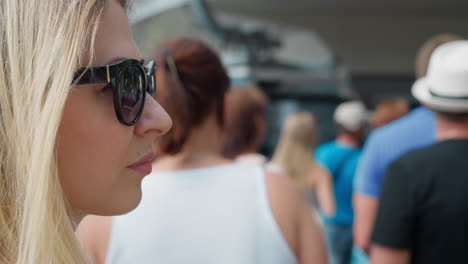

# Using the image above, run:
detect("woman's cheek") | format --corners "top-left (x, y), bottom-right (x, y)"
top-left (58, 87), bottom-right (133, 213)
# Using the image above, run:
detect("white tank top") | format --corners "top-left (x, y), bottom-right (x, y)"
top-left (106, 163), bottom-right (297, 264)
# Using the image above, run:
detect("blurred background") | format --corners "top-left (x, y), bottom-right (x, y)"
top-left (128, 0), bottom-right (468, 155)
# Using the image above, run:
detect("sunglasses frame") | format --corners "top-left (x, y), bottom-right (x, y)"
top-left (73, 59), bottom-right (156, 126)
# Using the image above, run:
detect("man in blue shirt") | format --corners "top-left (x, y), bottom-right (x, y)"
top-left (352, 34), bottom-right (461, 258)
top-left (353, 108), bottom-right (435, 252)
top-left (316, 101), bottom-right (368, 264)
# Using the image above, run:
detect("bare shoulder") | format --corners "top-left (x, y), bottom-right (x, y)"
top-left (265, 170), bottom-right (303, 213)
top-left (76, 215), bottom-right (113, 264)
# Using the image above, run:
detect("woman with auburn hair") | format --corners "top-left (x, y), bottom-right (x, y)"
top-left (271, 112), bottom-right (335, 216)
top-left (0, 0), bottom-right (171, 263)
top-left (78, 38), bottom-right (328, 264)
top-left (222, 85), bottom-right (270, 163)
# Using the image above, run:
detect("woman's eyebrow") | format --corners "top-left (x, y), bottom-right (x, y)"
top-left (105, 56), bottom-right (143, 65)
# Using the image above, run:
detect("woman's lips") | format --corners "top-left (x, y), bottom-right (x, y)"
top-left (127, 153), bottom-right (155, 175)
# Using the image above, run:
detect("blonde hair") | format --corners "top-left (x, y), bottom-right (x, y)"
top-left (272, 112), bottom-right (318, 192)
top-left (0, 0), bottom-right (111, 263)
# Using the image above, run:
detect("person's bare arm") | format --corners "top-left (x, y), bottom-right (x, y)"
top-left (76, 215), bottom-right (112, 264)
top-left (313, 165), bottom-right (335, 217)
top-left (298, 198), bottom-right (328, 264)
top-left (353, 194), bottom-right (379, 253)
top-left (370, 244), bottom-right (410, 264)
top-left (266, 171), bottom-right (328, 264)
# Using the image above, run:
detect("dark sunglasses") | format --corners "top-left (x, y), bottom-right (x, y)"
top-left (73, 59), bottom-right (156, 126)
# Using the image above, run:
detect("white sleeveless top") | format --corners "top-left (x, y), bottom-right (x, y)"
top-left (106, 163), bottom-right (297, 264)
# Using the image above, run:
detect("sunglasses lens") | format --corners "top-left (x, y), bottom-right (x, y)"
top-left (148, 72), bottom-right (156, 98)
top-left (119, 64), bottom-right (144, 124)
top-left (146, 61), bottom-right (156, 98)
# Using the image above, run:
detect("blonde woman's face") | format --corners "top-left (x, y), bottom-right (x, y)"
top-left (57, 0), bottom-right (172, 216)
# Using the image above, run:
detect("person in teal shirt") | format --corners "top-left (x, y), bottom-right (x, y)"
top-left (316, 101), bottom-right (368, 264)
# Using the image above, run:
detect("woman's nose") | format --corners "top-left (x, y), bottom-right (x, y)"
top-left (133, 94), bottom-right (172, 138)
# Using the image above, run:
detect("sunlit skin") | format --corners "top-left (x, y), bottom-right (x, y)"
top-left (57, 0), bottom-right (172, 222)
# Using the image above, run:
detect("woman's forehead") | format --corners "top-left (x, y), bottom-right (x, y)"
top-left (89, 0), bottom-right (140, 66)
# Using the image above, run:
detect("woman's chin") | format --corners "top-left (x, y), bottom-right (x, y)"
top-left (111, 194), bottom-right (142, 216)
top-left (89, 188), bottom-right (143, 216)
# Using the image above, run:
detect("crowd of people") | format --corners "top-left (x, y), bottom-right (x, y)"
top-left (0, 0), bottom-right (467, 264)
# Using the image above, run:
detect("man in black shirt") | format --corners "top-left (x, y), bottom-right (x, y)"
top-left (371, 40), bottom-right (468, 264)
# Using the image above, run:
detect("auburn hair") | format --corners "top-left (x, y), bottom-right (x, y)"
top-left (150, 39), bottom-right (230, 155)
top-left (222, 86), bottom-right (269, 159)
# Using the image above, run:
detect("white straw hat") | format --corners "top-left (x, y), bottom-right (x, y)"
top-left (412, 40), bottom-right (468, 113)
top-left (333, 101), bottom-right (369, 132)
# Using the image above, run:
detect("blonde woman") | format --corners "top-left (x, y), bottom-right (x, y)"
top-left (271, 112), bottom-right (335, 216)
top-left (0, 0), bottom-right (171, 263)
